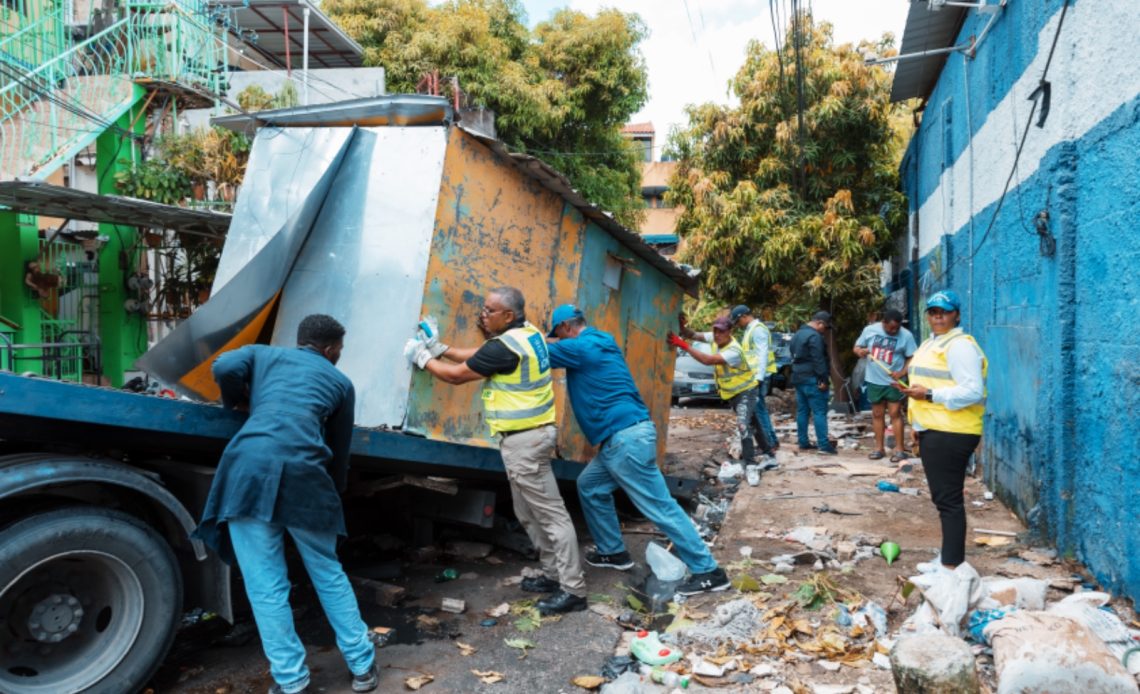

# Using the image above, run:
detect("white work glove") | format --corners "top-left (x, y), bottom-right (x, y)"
top-left (403, 337), bottom-right (433, 369)
top-left (417, 315), bottom-right (449, 358)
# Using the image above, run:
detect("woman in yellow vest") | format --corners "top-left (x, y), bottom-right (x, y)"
top-left (670, 316), bottom-right (761, 465)
top-left (897, 289), bottom-right (988, 570)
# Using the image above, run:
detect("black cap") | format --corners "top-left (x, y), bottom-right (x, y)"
top-left (811, 311), bottom-right (833, 326)
top-left (729, 305), bottom-right (752, 322)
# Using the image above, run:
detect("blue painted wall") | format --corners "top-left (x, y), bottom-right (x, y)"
top-left (899, 0), bottom-right (1140, 599)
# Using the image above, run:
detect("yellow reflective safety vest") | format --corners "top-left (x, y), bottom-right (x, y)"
top-left (482, 323), bottom-right (557, 436)
top-left (741, 320), bottom-right (778, 378)
top-left (907, 328), bottom-right (988, 435)
top-left (712, 337), bottom-right (758, 400)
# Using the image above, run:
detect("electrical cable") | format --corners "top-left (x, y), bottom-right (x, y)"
top-left (935, 0), bottom-right (1070, 280)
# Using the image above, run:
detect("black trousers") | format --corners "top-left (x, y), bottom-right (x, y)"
top-left (918, 429), bottom-right (981, 566)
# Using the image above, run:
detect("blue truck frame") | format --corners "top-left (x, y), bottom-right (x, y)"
top-left (0, 371), bottom-right (695, 694)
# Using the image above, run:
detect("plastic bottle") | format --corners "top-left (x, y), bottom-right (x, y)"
top-left (434, 568), bottom-right (458, 582)
top-left (645, 541), bottom-right (686, 582)
top-left (876, 480), bottom-right (900, 493)
top-left (650, 667), bottom-right (690, 688)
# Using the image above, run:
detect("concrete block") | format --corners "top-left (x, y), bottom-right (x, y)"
top-left (890, 633), bottom-right (979, 693)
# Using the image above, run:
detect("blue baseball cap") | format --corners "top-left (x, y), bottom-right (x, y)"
top-left (926, 290), bottom-right (961, 312)
top-left (548, 304), bottom-right (584, 337)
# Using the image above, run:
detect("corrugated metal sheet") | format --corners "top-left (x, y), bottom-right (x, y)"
top-left (890, 1), bottom-right (968, 103)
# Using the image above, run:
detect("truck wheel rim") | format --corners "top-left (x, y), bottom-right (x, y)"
top-left (0, 551), bottom-right (145, 694)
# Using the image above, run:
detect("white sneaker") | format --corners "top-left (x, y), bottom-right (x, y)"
top-left (759, 455), bottom-right (780, 471)
top-left (745, 465), bottom-right (760, 487)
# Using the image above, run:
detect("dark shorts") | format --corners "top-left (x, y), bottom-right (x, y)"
top-left (867, 383), bottom-right (904, 404)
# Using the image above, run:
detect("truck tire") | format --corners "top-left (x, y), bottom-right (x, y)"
top-left (0, 507), bottom-right (182, 694)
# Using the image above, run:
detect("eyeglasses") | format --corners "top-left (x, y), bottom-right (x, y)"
top-left (481, 305), bottom-right (507, 315)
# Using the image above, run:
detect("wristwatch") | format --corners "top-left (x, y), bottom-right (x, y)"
top-left (924, 390), bottom-right (934, 402)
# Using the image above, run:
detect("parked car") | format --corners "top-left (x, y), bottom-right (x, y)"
top-left (671, 326), bottom-right (793, 404)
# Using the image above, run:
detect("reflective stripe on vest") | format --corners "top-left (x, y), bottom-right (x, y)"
top-left (907, 329), bottom-right (988, 435)
top-left (713, 337), bottom-right (758, 399)
top-left (741, 321), bottom-right (778, 377)
top-left (482, 323), bottom-right (557, 435)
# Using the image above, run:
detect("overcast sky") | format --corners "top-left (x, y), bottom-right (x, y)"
top-left (522, 0), bottom-right (910, 150)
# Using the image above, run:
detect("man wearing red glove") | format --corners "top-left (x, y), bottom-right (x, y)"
top-left (671, 315), bottom-right (761, 467)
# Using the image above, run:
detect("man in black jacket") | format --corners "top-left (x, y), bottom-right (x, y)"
top-left (790, 311), bottom-right (836, 455)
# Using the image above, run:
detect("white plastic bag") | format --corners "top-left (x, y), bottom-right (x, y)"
top-left (902, 562), bottom-right (983, 637)
top-left (645, 541), bottom-right (687, 582)
top-left (1049, 592), bottom-right (1140, 677)
top-left (985, 612), bottom-right (1138, 694)
top-left (979, 577), bottom-right (1048, 611)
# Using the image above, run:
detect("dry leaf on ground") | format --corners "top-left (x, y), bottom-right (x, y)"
top-left (472, 670), bottom-right (504, 684)
top-left (571, 675), bottom-right (606, 689)
top-left (405, 673), bottom-right (433, 690)
top-left (456, 641), bottom-right (477, 656)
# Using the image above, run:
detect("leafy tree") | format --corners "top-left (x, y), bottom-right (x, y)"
top-left (667, 17), bottom-right (908, 371)
top-left (323, 0), bottom-right (648, 226)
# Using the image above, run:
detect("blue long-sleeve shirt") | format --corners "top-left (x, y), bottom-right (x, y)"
top-left (547, 328), bottom-right (650, 445)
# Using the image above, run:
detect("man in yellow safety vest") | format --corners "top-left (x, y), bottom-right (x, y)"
top-left (671, 316), bottom-right (761, 467)
top-left (405, 287), bottom-right (586, 615)
top-left (731, 305), bottom-right (780, 466)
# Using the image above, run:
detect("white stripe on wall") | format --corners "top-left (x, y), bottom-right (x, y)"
top-left (916, 1), bottom-right (1140, 257)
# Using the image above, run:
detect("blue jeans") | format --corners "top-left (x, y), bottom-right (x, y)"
top-left (229, 518), bottom-right (375, 693)
top-left (577, 420), bottom-right (718, 575)
top-left (752, 379), bottom-right (778, 451)
top-left (794, 382), bottom-right (833, 451)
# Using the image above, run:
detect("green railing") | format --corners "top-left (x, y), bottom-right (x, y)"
top-left (0, 1), bottom-right (226, 179)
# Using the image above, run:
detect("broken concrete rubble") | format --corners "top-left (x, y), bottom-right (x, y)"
top-left (890, 633), bottom-right (980, 694)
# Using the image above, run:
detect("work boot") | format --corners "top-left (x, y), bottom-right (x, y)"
top-left (351, 663), bottom-right (379, 692)
top-left (536, 589), bottom-right (587, 615)
top-left (676, 568), bottom-right (731, 596)
top-left (585, 549), bottom-right (635, 570)
top-left (520, 575), bottom-right (559, 593)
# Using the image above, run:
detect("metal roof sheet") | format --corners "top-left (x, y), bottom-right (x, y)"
top-left (210, 0), bottom-right (364, 69)
top-left (890, 1), bottom-right (968, 103)
top-left (0, 181), bottom-right (232, 237)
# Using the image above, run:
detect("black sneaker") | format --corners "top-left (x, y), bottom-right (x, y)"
top-left (520, 575), bottom-right (559, 593)
top-left (676, 568), bottom-right (731, 596)
top-left (351, 663), bottom-right (379, 692)
top-left (585, 549), bottom-right (635, 570)
top-left (817, 447), bottom-right (838, 456)
top-left (536, 589), bottom-right (588, 615)
top-left (269, 685), bottom-right (308, 694)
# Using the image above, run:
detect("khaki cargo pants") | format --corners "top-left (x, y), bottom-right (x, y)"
top-left (499, 424), bottom-right (586, 596)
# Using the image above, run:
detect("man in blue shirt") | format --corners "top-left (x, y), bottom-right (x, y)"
top-left (853, 308), bottom-right (917, 462)
top-left (546, 304), bottom-right (729, 596)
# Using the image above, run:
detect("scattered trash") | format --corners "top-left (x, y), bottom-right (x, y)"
top-left (570, 674), bottom-right (607, 690)
top-left (880, 542), bottom-right (900, 566)
top-left (761, 573), bottom-right (790, 585)
top-left (444, 540), bottom-right (493, 559)
top-left (1048, 592), bottom-right (1140, 677)
top-left (504, 637), bottom-right (537, 659)
top-left (876, 480), bottom-right (900, 493)
top-left (855, 602), bottom-right (888, 636)
top-left (983, 491), bottom-right (994, 501)
top-left (899, 488), bottom-right (921, 496)
top-left (817, 659), bottom-right (841, 672)
top-left (404, 673), bottom-right (434, 690)
top-left (718, 461), bottom-right (744, 482)
top-left (434, 568), bottom-right (459, 582)
top-left (973, 528), bottom-right (1017, 537)
top-left (486, 603), bottom-right (511, 618)
top-left (471, 669), bottom-right (505, 684)
top-left (648, 666), bottom-right (691, 688)
top-left (646, 541), bottom-right (687, 582)
top-left (746, 464), bottom-right (761, 486)
top-left (676, 599), bottom-right (765, 648)
top-left (689, 654), bottom-right (736, 676)
top-left (600, 655), bottom-right (638, 680)
top-left (480, 618), bottom-right (498, 627)
top-left (630, 630), bottom-right (682, 665)
top-left (986, 612), bottom-right (1137, 693)
top-left (599, 671), bottom-right (642, 694)
top-left (369, 626), bottom-right (394, 648)
top-left (813, 504), bottom-right (861, 516)
top-left (739, 545), bottom-right (753, 558)
top-left (440, 598), bottom-right (466, 614)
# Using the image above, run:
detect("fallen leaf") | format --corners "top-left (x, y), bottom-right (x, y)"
top-left (485, 556), bottom-right (504, 565)
top-left (472, 669), bottom-right (504, 684)
top-left (793, 619), bottom-right (814, 636)
top-left (760, 574), bottom-right (789, 585)
top-left (975, 535), bottom-right (1015, 547)
top-left (626, 594), bottom-right (646, 612)
top-left (571, 675), bottom-right (606, 690)
top-left (732, 574), bottom-right (761, 592)
top-left (456, 641), bottom-right (477, 656)
top-left (405, 673), bottom-right (434, 690)
top-left (486, 603), bottom-right (510, 618)
top-left (504, 637), bottom-right (537, 658)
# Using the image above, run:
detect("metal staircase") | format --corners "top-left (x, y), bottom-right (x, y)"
top-left (0, 0), bottom-right (227, 180)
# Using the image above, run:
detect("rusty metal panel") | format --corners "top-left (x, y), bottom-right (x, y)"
top-left (405, 127), bottom-right (584, 447)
